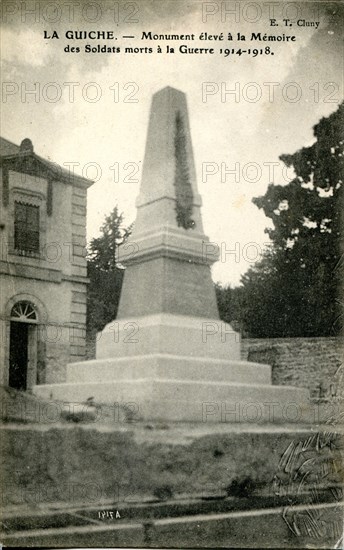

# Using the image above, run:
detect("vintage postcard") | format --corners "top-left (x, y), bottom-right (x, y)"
top-left (0, 0), bottom-right (343, 548)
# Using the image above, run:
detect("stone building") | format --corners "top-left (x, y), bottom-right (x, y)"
top-left (0, 137), bottom-right (93, 391)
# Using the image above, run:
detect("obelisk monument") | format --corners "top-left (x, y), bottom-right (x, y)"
top-left (34, 87), bottom-right (310, 422)
top-left (116, 86), bottom-right (220, 321)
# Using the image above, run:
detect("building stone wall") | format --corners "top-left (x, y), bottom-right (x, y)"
top-left (0, 137), bottom-right (92, 389)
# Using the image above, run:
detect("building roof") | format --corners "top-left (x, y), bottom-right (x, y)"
top-left (0, 137), bottom-right (20, 157)
top-left (0, 137), bottom-right (94, 188)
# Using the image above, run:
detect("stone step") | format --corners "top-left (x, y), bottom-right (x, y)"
top-left (67, 355), bottom-right (272, 385)
top-left (34, 379), bottom-right (311, 423)
top-left (96, 313), bottom-right (241, 362)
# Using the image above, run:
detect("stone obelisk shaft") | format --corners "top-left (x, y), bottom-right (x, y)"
top-left (117, 86), bottom-right (219, 319)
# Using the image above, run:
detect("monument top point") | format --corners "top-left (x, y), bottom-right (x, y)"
top-left (135, 83), bottom-right (199, 220)
top-left (153, 85), bottom-right (185, 97)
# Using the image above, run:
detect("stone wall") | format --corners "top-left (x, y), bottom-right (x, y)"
top-left (241, 337), bottom-right (343, 399)
top-left (0, 158), bottom-right (90, 387)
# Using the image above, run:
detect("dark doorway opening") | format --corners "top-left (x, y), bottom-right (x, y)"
top-left (9, 321), bottom-right (28, 390)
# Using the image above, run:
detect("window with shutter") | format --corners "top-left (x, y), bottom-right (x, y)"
top-left (14, 201), bottom-right (40, 253)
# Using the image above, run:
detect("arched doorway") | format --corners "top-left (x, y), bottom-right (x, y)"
top-left (9, 301), bottom-right (38, 391)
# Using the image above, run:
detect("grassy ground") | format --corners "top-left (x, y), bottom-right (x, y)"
top-left (1, 384), bottom-right (343, 508)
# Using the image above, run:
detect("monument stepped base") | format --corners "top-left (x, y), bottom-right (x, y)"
top-left (34, 313), bottom-right (312, 423)
top-left (34, 313), bottom-right (312, 424)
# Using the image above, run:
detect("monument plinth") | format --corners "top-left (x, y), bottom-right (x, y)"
top-left (34, 87), bottom-right (310, 423)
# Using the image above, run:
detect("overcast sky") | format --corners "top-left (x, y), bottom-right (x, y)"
top-left (1, 0), bottom-right (343, 285)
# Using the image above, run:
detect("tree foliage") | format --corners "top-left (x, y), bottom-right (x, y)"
top-left (88, 207), bottom-right (132, 271)
top-left (87, 207), bottom-right (132, 335)
top-left (218, 103), bottom-right (343, 337)
top-left (215, 283), bottom-right (243, 330)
